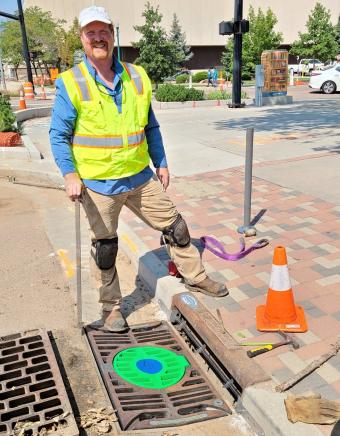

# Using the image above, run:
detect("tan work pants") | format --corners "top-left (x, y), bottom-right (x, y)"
top-left (81, 178), bottom-right (206, 310)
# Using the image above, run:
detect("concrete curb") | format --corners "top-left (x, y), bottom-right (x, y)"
top-left (242, 383), bottom-right (323, 436)
top-left (0, 166), bottom-right (64, 189)
top-left (15, 106), bottom-right (52, 122)
top-left (0, 106), bottom-right (51, 164)
top-left (118, 219), bottom-right (185, 319)
top-left (0, 134), bottom-right (41, 161)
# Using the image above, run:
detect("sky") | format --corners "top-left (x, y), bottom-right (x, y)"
top-left (0, 0), bottom-right (20, 23)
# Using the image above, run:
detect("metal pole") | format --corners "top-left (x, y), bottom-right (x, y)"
top-left (17, 0), bottom-right (34, 85)
top-left (237, 128), bottom-right (256, 236)
top-left (115, 24), bottom-right (121, 62)
top-left (244, 128), bottom-right (254, 226)
top-left (75, 199), bottom-right (83, 329)
top-left (230, 0), bottom-right (244, 108)
top-left (255, 64), bottom-right (263, 107)
top-left (0, 49), bottom-right (7, 91)
top-left (0, 3), bottom-right (33, 86)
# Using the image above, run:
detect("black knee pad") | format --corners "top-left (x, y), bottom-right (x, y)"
top-left (92, 237), bottom-right (118, 270)
top-left (162, 214), bottom-right (191, 248)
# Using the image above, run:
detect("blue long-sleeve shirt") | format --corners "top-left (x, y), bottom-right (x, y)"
top-left (49, 56), bottom-right (167, 195)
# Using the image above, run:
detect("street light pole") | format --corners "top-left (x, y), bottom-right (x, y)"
top-left (219, 0), bottom-right (249, 108)
top-left (230, 0), bottom-right (244, 108)
top-left (17, 0), bottom-right (33, 85)
top-left (0, 0), bottom-right (34, 85)
top-left (115, 23), bottom-right (121, 62)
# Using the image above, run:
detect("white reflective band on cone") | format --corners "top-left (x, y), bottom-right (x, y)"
top-left (269, 264), bottom-right (291, 291)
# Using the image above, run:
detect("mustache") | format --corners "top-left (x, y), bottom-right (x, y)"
top-left (91, 41), bottom-right (107, 47)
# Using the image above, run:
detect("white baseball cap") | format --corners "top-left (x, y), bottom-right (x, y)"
top-left (79, 6), bottom-right (112, 28)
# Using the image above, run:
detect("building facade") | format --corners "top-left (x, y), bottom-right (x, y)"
top-left (23, 0), bottom-right (339, 68)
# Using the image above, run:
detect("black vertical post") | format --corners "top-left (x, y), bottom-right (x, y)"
top-left (17, 0), bottom-right (33, 85)
top-left (230, 0), bottom-right (244, 108)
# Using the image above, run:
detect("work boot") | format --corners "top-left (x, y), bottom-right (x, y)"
top-left (101, 308), bottom-right (128, 333)
top-left (185, 276), bottom-right (229, 297)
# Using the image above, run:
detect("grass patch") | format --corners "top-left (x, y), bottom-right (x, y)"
top-left (206, 89), bottom-right (248, 100)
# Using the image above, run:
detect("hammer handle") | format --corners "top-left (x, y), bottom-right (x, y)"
top-left (247, 341), bottom-right (289, 358)
top-left (247, 344), bottom-right (274, 358)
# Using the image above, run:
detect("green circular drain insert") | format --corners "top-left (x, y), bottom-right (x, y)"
top-left (113, 346), bottom-right (190, 389)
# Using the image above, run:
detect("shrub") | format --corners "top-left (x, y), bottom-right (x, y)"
top-left (175, 74), bottom-right (189, 84)
top-left (206, 90), bottom-right (248, 100)
top-left (155, 84), bottom-right (204, 102)
top-left (192, 71), bottom-right (208, 83)
top-left (242, 71), bottom-right (253, 81)
top-left (0, 94), bottom-right (17, 132)
top-left (206, 90), bottom-right (232, 100)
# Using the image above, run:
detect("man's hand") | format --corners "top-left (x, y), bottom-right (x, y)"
top-left (64, 172), bottom-right (83, 201)
top-left (156, 167), bottom-right (170, 192)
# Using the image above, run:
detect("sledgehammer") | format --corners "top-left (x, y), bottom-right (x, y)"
top-left (247, 332), bottom-right (299, 358)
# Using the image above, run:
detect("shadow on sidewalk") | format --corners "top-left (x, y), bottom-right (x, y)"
top-left (214, 100), bottom-right (340, 137)
top-left (121, 238), bottom-right (203, 317)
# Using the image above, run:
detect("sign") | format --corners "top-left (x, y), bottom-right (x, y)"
top-left (180, 294), bottom-right (198, 309)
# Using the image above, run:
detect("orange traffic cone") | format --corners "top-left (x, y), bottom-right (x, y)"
top-left (18, 90), bottom-right (26, 110)
top-left (256, 246), bottom-right (308, 333)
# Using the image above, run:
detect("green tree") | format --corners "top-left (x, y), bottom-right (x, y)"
top-left (0, 7), bottom-right (64, 77)
top-left (132, 2), bottom-right (177, 86)
top-left (334, 15), bottom-right (340, 54)
top-left (291, 3), bottom-right (337, 62)
top-left (57, 18), bottom-right (83, 69)
top-left (169, 13), bottom-right (193, 68)
top-left (221, 6), bottom-right (282, 80)
top-left (0, 20), bottom-right (23, 78)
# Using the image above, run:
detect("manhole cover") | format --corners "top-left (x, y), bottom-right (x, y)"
top-left (113, 346), bottom-right (189, 389)
top-left (85, 321), bottom-right (230, 430)
top-left (0, 330), bottom-right (78, 435)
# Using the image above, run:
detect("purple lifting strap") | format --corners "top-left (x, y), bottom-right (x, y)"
top-left (201, 236), bottom-right (269, 261)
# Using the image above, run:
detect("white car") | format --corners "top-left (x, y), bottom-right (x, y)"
top-left (309, 64), bottom-right (340, 94)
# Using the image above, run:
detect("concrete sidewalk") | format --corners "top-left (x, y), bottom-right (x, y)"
top-left (1, 102), bottom-right (339, 436)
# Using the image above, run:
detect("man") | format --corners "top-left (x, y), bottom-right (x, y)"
top-left (50, 5), bottom-right (228, 333)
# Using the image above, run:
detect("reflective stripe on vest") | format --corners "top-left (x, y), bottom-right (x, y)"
top-left (72, 130), bottom-right (146, 149)
top-left (71, 62), bottom-right (143, 101)
top-left (122, 62), bottom-right (143, 95)
top-left (71, 63), bottom-right (92, 101)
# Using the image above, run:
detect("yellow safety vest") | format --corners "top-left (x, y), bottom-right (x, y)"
top-left (60, 61), bottom-right (152, 179)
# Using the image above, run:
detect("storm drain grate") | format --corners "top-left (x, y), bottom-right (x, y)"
top-left (85, 321), bottom-right (231, 430)
top-left (0, 329), bottom-right (78, 435)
